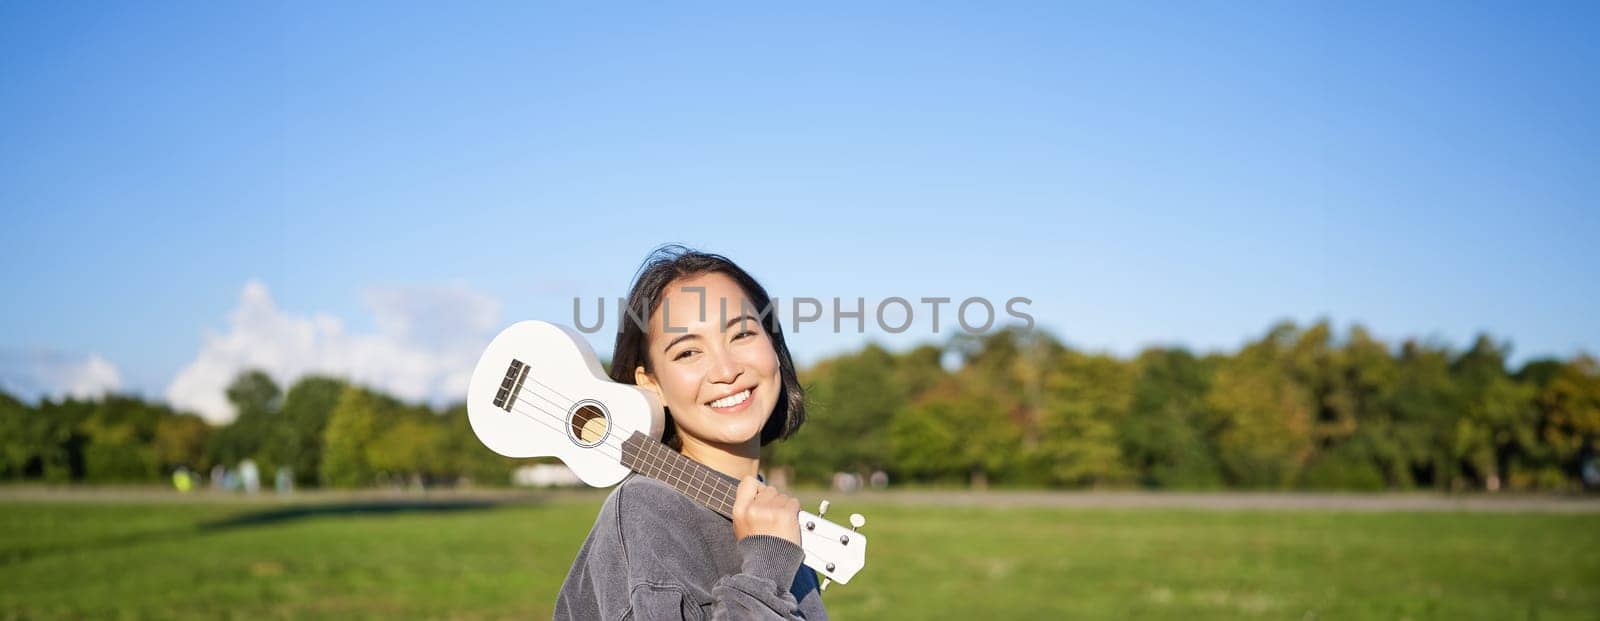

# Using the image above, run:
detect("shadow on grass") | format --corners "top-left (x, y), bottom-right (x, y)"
top-left (2, 498), bottom-right (523, 566)
top-left (199, 498), bottom-right (507, 531)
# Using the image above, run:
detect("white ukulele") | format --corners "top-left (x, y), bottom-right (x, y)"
top-left (466, 320), bottom-right (868, 588)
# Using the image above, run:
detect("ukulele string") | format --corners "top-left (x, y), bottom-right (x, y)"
top-left (504, 390), bottom-right (628, 461)
top-left (513, 387), bottom-right (627, 453)
top-left (523, 374), bottom-right (644, 455)
top-left (499, 365), bottom-right (639, 455)
top-left (518, 371), bottom-right (643, 454)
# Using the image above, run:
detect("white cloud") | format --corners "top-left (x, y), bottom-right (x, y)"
top-left (0, 349), bottom-right (124, 402)
top-left (165, 279), bottom-right (502, 424)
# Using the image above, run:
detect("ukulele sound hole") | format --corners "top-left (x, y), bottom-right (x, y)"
top-left (569, 401), bottom-right (610, 447)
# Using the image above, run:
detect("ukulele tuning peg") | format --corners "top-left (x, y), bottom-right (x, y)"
top-left (818, 500), bottom-right (830, 517)
top-left (820, 578), bottom-right (831, 592)
top-left (849, 513), bottom-right (866, 531)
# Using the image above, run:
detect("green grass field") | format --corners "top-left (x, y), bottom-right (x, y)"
top-left (2, 493), bottom-right (1596, 620)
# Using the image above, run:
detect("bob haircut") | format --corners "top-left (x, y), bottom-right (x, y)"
top-left (610, 245), bottom-right (806, 450)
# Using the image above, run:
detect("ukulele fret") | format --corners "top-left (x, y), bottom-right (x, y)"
top-left (620, 431), bottom-right (738, 519)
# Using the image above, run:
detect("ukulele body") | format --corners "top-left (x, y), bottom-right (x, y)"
top-left (466, 320), bottom-right (665, 487)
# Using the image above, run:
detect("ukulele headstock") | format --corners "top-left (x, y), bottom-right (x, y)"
top-left (798, 499), bottom-right (868, 589)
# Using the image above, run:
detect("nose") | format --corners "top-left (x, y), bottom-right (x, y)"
top-left (707, 350), bottom-right (742, 385)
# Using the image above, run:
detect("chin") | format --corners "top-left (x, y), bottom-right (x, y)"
top-left (709, 409), bottom-right (769, 443)
top-left (698, 398), bottom-right (778, 446)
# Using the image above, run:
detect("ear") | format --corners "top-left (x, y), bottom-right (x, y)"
top-left (634, 366), bottom-right (662, 400)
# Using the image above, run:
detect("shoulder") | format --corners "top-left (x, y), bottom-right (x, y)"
top-left (570, 475), bottom-right (692, 575)
top-left (612, 473), bottom-right (697, 511)
top-left (615, 473), bottom-right (692, 507)
top-left (605, 474), bottom-right (707, 535)
top-left (595, 474), bottom-right (731, 577)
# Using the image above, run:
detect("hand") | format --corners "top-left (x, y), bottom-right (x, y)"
top-left (731, 476), bottom-right (801, 546)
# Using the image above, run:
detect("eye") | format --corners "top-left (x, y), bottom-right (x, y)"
top-left (673, 349), bottom-right (698, 361)
top-left (733, 330), bottom-right (756, 340)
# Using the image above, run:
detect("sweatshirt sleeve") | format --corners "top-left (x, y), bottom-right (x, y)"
top-left (620, 532), bottom-right (811, 620)
top-left (706, 535), bottom-right (808, 620)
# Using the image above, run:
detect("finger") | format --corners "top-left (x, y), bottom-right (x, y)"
top-left (734, 476), bottom-right (760, 512)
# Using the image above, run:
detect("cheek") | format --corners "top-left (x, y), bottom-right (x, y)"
top-left (744, 348), bottom-right (782, 389)
top-left (661, 367), bottom-right (704, 410)
top-left (755, 344), bottom-right (781, 378)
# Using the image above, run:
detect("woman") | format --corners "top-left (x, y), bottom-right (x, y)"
top-left (554, 246), bottom-right (828, 620)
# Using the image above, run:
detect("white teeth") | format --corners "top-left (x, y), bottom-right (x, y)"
top-left (709, 389), bottom-right (751, 409)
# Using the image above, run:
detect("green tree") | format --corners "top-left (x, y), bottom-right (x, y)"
top-left (437, 402), bottom-right (519, 485)
top-left (0, 391), bottom-right (32, 479)
top-left (264, 375), bottom-right (345, 485)
top-left (1451, 335), bottom-right (1540, 490)
top-left (80, 395), bottom-right (164, 482)
top-left (206, 370), bottom-right (282, 469)
top-left (1386, 339), bottom-right (1463, 489)
top-left (1120, 348), bottom-right (1222, 488)
top-left (1295, 324), bottom-right (1394, 490)
top-left (893, 344), bottom-right (948, 400)
top-left (367, 415), bottom-right (444, 483)
top-left (30, 397), bottom-right (93, 482)
top-left (320, 385), bottom-right (385, 487)
top-left (1207, 322), bottom-right (1315, 487)
top-left (1034, 349), bottom-right (1131, 487)
top-left (771, 344), bottom-right (903, 482)
top-left (889, 382), bottom-right (1020, 486)
top-left (153, 412), bottom-right (212, 472)
top-left (1531, 355), bottom-right (1600, 487)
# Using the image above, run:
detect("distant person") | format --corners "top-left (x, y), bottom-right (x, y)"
top-left (555, 247), bottom-right (827, 620)
top-left (239, 459), bottom-right (260, 494)
top-left (171, 467), bottom-right (194, 493)
top-left (275, 467), bottom-right (294, 493)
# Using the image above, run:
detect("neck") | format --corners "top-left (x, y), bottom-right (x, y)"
top-left (678, 434), bottom-right (760, 480)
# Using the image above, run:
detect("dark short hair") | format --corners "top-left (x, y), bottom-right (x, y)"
top-left (610, 245), bottom-right (806, 450)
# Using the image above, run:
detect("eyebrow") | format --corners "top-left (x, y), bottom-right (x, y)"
top-left (660, 314), bottom-right (761, 354)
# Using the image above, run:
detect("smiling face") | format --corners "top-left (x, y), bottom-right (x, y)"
top-left (633, 271), bottom-right (783, 454)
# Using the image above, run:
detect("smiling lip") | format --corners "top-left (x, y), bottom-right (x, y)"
top-left (706, 388), bottom-right (753, 414)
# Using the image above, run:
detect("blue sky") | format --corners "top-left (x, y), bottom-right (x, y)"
top-left (1, 2), bottom-right (1596, 418)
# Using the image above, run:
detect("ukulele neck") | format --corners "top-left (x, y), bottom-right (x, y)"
top-left (619, 432), bottom-right (740, 518)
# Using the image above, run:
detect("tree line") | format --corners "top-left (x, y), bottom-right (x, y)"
top-left (0, 373), bottom-right (517, 488)
top-left (2, 319), bottom-right (1596, 491)
top-left (769, 320), bottom-right (1599, 491)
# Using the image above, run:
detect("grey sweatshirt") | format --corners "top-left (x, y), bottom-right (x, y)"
top-left (554, 473), bottom-right (829, 620)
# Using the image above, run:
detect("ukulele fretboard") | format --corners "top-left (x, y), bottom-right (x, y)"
top-left (619, 432), bottom-right (739, 517)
